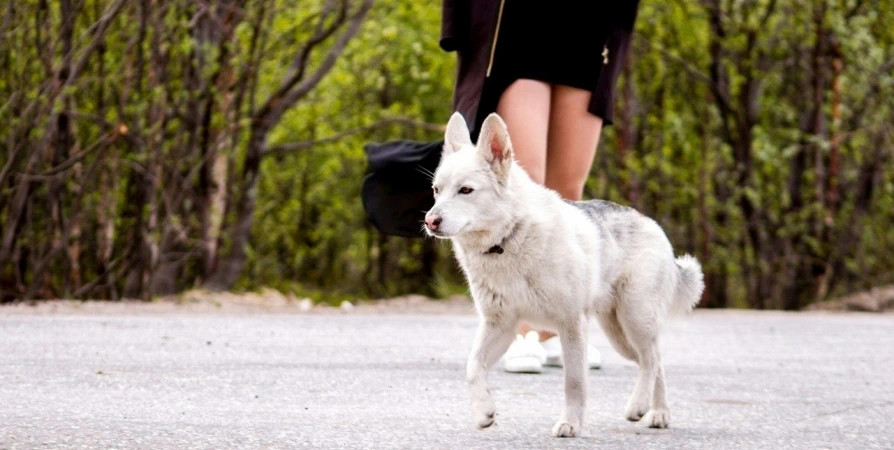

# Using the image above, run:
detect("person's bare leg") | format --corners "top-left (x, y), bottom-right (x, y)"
top-left (496, 79), bottom-right (552, 340)
top-left (518, 322), bottom-right (555, 341)
top-left (545, 85), bottom-right (604, 201)
top-left (496, 79), bottom-right (550, 184)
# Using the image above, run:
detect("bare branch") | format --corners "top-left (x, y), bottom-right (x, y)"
top-left (66, 0), bottom-right (127, 85)
top-left (259, 0), bottom-right (374, 124)
top-left (758, 0), bottom-right (777, 29)
top-left (264, 117), bottom-right (445, 156)
top-left (636, 37), bottom-right (712, 85)
top-left (71, 255), bottom-right (124, 298)
top-left (845, 0), bottom-right (867, 20)
top-left (255, 2), bottom-right (347, 122)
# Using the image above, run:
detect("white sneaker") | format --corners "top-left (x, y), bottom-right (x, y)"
top-left (503, 331), bottom-right (546, 373)
top-left (541, 336), bottom-right (602, 369)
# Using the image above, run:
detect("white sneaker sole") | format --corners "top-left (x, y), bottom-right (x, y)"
top-left (504, 356), bottom-right (543, 373)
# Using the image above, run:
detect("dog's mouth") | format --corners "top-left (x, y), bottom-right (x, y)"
top-left (425, 223), bottom-right (468, 239)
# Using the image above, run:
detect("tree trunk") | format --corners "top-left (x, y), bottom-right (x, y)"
top-left (205, 125), bottom-right (269, 291)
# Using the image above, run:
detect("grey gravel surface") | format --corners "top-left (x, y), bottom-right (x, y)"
top-left (1, 309), bottom-right (893, 449)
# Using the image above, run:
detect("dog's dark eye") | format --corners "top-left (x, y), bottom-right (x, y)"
top-left (433, 186), bottom-right (439, 194)
top-left (458, 186), bottom-right (474, 195)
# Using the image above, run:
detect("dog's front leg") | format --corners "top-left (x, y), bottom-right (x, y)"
top-left (466, 318), bottom-right (515, 429)
top-left (552, 315), bottom-right (588, 438)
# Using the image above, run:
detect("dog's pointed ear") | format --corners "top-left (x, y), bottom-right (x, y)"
top-left (477, 113), bottom-right (513, 176)
top-left (444, 112), bottom-right (472, 155)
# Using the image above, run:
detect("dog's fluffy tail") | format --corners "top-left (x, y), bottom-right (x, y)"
top-left (671, 254), bottom-right (705, 316)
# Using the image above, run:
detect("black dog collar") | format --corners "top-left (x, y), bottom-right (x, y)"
top-left (485, 245), bottom-right (505, 255)
top-left (483, 221), bottom-right (521, 255)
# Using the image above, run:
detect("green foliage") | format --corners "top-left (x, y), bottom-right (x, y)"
top-left (0, 0), bottom-right (891, 308)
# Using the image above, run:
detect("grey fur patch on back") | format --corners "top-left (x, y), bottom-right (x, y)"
top-left (569, 200), bottom-right (644, 246)
top-left (568, 199), bottom-right (634, 220)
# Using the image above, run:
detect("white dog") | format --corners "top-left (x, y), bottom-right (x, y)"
top-left (424, 113), bottom-right (705, 437)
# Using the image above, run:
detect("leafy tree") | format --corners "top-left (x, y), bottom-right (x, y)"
top-left (1, 0), bottom-right (891, 308)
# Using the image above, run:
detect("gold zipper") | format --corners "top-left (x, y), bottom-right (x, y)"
top-left (485, 0), bottom-right (507, 77)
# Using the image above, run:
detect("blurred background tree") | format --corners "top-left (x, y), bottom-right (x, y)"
top-left (1, 0), bottom-right (891, 308)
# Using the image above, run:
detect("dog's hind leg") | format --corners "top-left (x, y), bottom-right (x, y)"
top-left (466, 318), bottom-right (516, 429)
top-left (552, 314), bottom-right (588, 438)
top-left (646, 364), bottom-right (671, 428)
top-left (617, 307), bottom-right (664, 426)
top-left (595, 308), bottom-right (638, 363)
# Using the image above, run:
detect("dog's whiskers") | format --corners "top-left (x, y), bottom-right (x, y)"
top-left (509, 234), bottom-right (522, 250)
top-left (416, 165), bottom-right (435, 180)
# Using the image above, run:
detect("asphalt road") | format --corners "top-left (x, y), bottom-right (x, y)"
top-left (1, 309), bottom-right (893, 449)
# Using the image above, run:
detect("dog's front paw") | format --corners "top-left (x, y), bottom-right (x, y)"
top-left (473, 408), bottom-right (496, 429)
top-left (644, 408), bottom-right (670, 429)
top-left (471, 397), bottom-right (496, 429)
top-left (624, 397), bottom-right (649, 422)
top-left (551, 420), bottom-right (579, 438)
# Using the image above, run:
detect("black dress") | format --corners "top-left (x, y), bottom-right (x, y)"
top-left (488, 0), bottom-right (611, 100)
